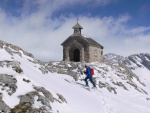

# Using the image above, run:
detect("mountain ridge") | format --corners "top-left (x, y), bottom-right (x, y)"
top-left (0, 39), bottom-right (150, 113)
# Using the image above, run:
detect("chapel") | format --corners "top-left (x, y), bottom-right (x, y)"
top-left (61, 22), bottom-right (104, 63)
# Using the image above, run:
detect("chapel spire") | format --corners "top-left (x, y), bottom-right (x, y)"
top-left (72, 18), bottom-right (83, 35)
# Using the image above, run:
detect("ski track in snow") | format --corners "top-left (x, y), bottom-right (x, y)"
top-left (121, 97), bottom-right (150, 113)
top-left (66, 80), bottom-right (115, 113)
top-left (92, 89), bottom-right (115, 113)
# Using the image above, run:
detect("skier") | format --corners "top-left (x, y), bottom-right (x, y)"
top-left (84, 65), bottom-right (96, 88)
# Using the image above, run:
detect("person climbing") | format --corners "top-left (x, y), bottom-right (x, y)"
top-left (84, 64), bottom-right (96, 88)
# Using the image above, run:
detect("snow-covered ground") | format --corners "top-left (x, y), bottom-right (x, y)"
top-left (0, 40), bottom-right (150, 113)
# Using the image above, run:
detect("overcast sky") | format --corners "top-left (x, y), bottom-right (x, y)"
top-left (0, 0), bottom-right (150, 61)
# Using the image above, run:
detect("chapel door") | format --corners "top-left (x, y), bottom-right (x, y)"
top-left (73, 49), bottom-right (80, 62)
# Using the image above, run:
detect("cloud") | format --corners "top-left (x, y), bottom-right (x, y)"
top-left (0, 0), bottom-right (150, 61)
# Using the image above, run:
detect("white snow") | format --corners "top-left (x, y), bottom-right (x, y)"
top-left (0, 46), bottom-right (150, 113)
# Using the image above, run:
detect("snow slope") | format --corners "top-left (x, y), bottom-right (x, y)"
top-left (0, 40), bottom-right (150, 113)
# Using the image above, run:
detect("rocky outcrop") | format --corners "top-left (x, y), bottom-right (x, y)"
top-left (0, 40), bottom-right (34, 58)
top-left (0, 61), bottom-right (23, 74)
top-left (11, 102), bottom-right (52, 113)
top-left (56, 93), bottom-right (67, 103)
top-left (0, 100), bottom-right (11, 113)
top-left (0, 74), bottom-right (17, 95)
top-left (33, 86), bottom-right (54, 103)
top-left (0, 40), bottom-right (4, 49)
top-left (12, 86), bottom-right (67, 113)
top-left (98, 81), bottom-right (117, 94)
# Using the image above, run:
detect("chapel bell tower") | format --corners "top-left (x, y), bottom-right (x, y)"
top-left (72, 22), bottom-right (83, 35)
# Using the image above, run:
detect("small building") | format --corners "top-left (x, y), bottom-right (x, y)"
top-left (61, 22), bottom-right (104, 63)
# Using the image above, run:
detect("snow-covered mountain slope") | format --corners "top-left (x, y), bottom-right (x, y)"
top-left (0, 40), bottom-right (150, 113)
top-left (104, 53), bottom-right (150, 88)
top-left (104, 53), bottom-right (126, 63)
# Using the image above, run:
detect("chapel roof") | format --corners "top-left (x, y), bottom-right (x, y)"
top-left (72, 23), bottom-right (83, 29)
top-left (85, 37), bottom-right (104, 49)
top-left (61, 34), bottom-right (104, 49)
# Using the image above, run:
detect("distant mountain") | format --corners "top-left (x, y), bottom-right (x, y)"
top-left (125, 53), bottom-right (150, 70)
top-left (0, 40), bottom-right (150, 113)
top-left (104, 53), bottom-right (150, 71)
top-left (103, 53), bottom-right (125, 63)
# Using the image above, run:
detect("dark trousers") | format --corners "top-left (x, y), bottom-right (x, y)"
top-left (85, 76), bottom-right (96, 87)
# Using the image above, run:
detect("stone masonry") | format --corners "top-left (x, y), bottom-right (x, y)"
top-left (61, 22), bottom-right (104, 63)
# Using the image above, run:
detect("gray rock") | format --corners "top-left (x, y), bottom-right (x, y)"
top-left (0, 100), bottom-right (11, 113)
top-left (22, 50), bottom-right (34, 58)
top-left (107, 86), bottom-right (117, 94)
top-left (23, 78), bottom-right (31, 83)
top-left (9, 44), bottom-right (21, 51)
top-left (0, 40), bottom-right (4, 49)
top-left (13, 51), bottom-right (22, 57)
top-left (12, 66), bottom-right (23, 73)
top-left (14, 90), bottom-right (54, 113)
top-left (19, 95), bottom-right (35, 104)
top-left (4, 47), bottom-right (13, 56)
top-left (39, 67), bottom-right (48, 74)
top-left (37, 95), bottom-right (52, 109)
top-left (0, 60), bottom-right (23, 74)
top-left (0, 92), bottom-right (3, 100)
top-left (0, 74), bottom-right (17, 84)
top-left (34, 87), bottom-right (54, 102)
top-left (27, 106), bottom-right (52, 113)
top-left (56, 93), bottom-right (67, 103)
top-left (11, 102), bottom-right (32, 113)
top-left (112, 81), bottom-right (128, 90)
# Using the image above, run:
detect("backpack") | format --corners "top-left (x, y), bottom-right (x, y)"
top-left (90, 68), bottom-right (94, 76)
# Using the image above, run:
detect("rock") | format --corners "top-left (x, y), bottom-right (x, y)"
top-left (37, 95), bottom-right (52, 109)
top-left (0, 40), bottom-right (4, 48)
top-left (107, 87), bottom-right (117, 94)
top-left (112, 81), bottom-right (128, 90)
top-left (13, 66), bottom-right (23, 73)
top-left (0, 92), bottom-right (3, 99)
top-left (0, 100), bottom-right (11, 113)
top-left (0, 60), bottom-right (22, 74)
top-left (22, 50), bottom-right (34, 58)
top-left (9, 84), bottom-right (17, 93)
top-left (13, 51), bottom-right (22, 57)
top-left (34, 87), bottom-right (54, 102)
top-left (9, 44), bottom-right (21, 51)
top-left (99, 81), bottom-right (107, 88)
top-left (19, 95), bottom-right (35, 104)
top-left (56, 93), bottom-right (67, 103)
top-left (39, 67), bottom-right (48, 74)
top-left (0, 74), bottom-right (18, 95)
top-left (11, 102), bottom-right (32, 113)
top-left (14, 89), bottom-right (54, 113)
top-left (27, 106), bottom-right (52, 113)
top-left (146, 97), bottom-right (150, 101)
top-left (4, 47), bottom-right (13, 56)
top-left (23, 78), bottom-right (31, 83)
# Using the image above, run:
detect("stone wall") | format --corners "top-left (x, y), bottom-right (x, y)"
top-left (63, 40), bottom-right (86, 63)
top-left (62, 37), bottom-right (103, 63)
top-left (88, 46), bottom-right (103, 62)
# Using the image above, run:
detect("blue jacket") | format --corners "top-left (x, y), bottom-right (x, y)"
top-left (85, 67), bottom-right (91, 77)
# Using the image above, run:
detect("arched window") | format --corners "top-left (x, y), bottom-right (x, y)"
top-left (94, 50), bottom-right (97, 57)
top-left (101, 51), bottom-right (103, 55)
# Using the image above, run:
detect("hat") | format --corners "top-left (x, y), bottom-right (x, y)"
top-left (85, 64), bottom-right (89, 67)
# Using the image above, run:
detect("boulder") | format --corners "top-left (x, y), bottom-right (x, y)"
top-left (9, 44), bottom-right (21, 51)
top-left (34, 87), bottom-right (54, 102)
top-left (0, 100), bottom-right (11, 113)
top-left (4, 47), bottom-right (13, 56)
top-left (56, 93), bottom-right (67, 103)
top-left (0, 40), bottom-right (3, 48)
